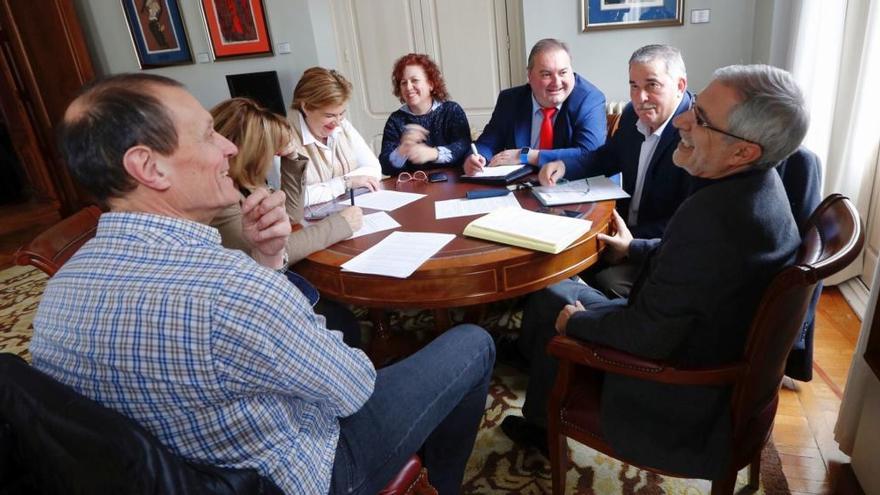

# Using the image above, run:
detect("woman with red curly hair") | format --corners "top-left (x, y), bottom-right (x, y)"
top-left (379, 53), bottom-right (471, 175)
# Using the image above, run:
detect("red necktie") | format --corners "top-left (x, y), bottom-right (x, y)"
top-left (539, 107), bottom-right (557, 149)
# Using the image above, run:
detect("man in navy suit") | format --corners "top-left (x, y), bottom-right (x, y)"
top-left (463, 38), bottom-right (606, 175)
top-left (540, 44), bottom-right (694, 297)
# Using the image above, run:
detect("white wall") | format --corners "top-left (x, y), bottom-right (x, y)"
top-left (71, 0), bottom-right (770, 115)
top-left (522, 0), bottom-right (758, 102)
top-left (72, 0), bottom-right (325, 111)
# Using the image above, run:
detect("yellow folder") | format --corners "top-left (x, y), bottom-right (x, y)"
top-left (463, 207), bottom-right (592, 254)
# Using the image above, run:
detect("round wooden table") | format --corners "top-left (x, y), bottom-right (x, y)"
top-left (294, 171), bottom-right (614, 363)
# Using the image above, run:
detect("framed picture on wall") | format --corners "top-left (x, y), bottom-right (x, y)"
top-left (120, 0), bottom-right (193, 69)
top-left (582, 0), bottom-right (684, 31)
top-left (200, 0), bottom-right (273, 59)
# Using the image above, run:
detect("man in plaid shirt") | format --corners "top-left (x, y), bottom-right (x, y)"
top-left (32, 73), bottom-right (494, 495)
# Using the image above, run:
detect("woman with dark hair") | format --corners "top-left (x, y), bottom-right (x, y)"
top-left (379, 53), bottom-right (471, 175)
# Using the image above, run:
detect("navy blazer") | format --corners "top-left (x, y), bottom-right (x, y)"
top-left (567, 93), bottom-right (693, 238)
top-left (776, 147), bottom-right (823, 381)
top-left (567, 169), bottom-right (800, 478)
top-left (473, 74), bottom-right (606, 169)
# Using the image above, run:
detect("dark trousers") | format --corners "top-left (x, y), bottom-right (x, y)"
top-left (330, 324), bottom-right (495, 495)
top-left (519, 279), bottom-right (626, 426)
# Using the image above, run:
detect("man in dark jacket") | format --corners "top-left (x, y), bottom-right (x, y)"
top-left (503, 64), bottom-right (807, 479)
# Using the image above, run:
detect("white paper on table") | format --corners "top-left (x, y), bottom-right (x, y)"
top-left (347, 212), bottom-right (401, 239)
top-left (434, 194), bottom-right (522, 219)
top-left (471, 164), bottom-right (527, 178)
top-left (584, 175), bottom-right (631, 201)
top-left (532, 175), bottom-right (630, 206)
top-left (340, 231), bottom-right (455, 278)
top-left (343, 190), bottom-right (425, 211)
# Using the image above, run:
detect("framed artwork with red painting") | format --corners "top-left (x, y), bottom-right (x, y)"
top-left (200, 0), bottom-right (273, 59)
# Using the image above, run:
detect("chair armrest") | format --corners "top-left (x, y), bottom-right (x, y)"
top-left (546, 335), bottom-right (746, 386)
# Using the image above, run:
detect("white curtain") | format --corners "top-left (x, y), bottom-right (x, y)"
top-left (787, 0), bottom-right (880, 284)
top-left (836, 249), bottom-right (880, 453)
top-left (786, 0), bottom-right (880, 454)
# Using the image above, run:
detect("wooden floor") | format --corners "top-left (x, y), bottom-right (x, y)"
top-left (774, 287), bottom-right (865, 494)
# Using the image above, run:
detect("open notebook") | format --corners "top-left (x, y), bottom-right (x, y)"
top-left (463, 206), bottom-right (592, 254)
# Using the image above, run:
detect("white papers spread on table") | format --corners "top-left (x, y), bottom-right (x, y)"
top-left (347, 212), bottom-right (401, 239)
top-left (463, 206), bottom-right (592, 254)
top-left (470, 164), bottom-right (527, 178)
top-left (434, 194), bottom-right (522, 219)
top-left (531, 175), bottom-right (630, 206)
top-left (341, 231), bottom-right (455, 278)
top-left (343, 190), bottom-right (426, 211)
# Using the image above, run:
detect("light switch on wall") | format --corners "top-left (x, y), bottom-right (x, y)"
top-left (691, 9), bottom-right (710, 24)
top-left (277, 42), bottom-right (291, 54)
top-left (196, 52), bottom-right (211, 63)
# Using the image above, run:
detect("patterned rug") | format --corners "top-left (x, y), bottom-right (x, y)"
top-left (1, 266), bottom-right (789, 494)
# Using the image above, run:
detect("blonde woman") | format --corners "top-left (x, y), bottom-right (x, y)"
top-left (210, 97), bottom-right (362, 264)
top-left (210, 98), bottom-right (362, 347)
top-left (283, 67), bottom-right (381, 216)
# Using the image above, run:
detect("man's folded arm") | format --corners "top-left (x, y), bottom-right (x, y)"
top-left (213, 262), bottom-right (375, 417)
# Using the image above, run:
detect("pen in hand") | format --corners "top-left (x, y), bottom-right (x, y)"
top-left (469, 142), bottom-right (485, 174)
top-left (350, 188), bottom-right (355, 206)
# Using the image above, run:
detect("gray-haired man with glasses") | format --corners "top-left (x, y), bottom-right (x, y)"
top-left (502, 64), bottom-right (805, 480)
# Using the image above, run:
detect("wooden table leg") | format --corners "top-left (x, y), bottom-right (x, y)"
top-left (433, 308), bottom-right (451, 335)
top-left (367, 308), bottom-right (422, 368)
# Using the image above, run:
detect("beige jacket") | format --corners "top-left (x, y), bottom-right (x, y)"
top-left (211, 156), bottom-right (352, 266)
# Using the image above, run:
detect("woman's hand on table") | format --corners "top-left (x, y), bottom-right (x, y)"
top-left (338, 206), bottom-right (364, 232)
top-left (348, 175), bottom-right (380, 191)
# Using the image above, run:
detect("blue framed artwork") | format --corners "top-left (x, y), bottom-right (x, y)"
top-left (120, 0), bottom-right (193, 69)
top-left (582, 0), bottom-right (684, 31)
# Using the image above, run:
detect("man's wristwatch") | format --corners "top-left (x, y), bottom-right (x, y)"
top-left (520, 147), bottom-right (530, 165)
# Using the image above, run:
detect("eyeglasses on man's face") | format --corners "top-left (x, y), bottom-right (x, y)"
top-left (689, 96), bottom-right (762, 147)
top-left (397, 171), bottom-right (428, 183)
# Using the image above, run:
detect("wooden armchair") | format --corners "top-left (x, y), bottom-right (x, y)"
top-left (606, 111), bottom-right (622, 140)
top-left (546, 193), bottom-right (864, 494)
top-left (14, 205), bottom-right (102, 276)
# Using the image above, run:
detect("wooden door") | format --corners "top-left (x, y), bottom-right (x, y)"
top-left (0, 0), bottom-right (94, 215)
top-left (329, 0), bottom-right (525, 153)
top-left (860, 148), bottom-right (880, 290)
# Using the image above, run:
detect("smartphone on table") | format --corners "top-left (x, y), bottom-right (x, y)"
top-left (428, 172), bottom-right (448, 183)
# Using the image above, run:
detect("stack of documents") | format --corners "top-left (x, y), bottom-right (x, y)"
top-left (463, 206), bottom-right (592, 254)
top-left (531, 175), bottom-right (630, 206)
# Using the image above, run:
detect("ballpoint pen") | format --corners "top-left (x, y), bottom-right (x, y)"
top-left (350, 188), bottom-right (355, 206)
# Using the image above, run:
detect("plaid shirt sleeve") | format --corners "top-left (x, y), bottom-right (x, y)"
top-left (212, 258), bottom-right (375, 417)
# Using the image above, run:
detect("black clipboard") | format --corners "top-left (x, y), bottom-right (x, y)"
top-left (459, 164), bottom-right (534, 185)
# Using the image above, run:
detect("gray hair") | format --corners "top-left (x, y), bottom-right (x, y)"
top-left (713, 65), bottom-right (808, 168)
top-left (527, 38), bottom-right (571, 70)
top-left (629, 44), bottom-right (687, 80)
